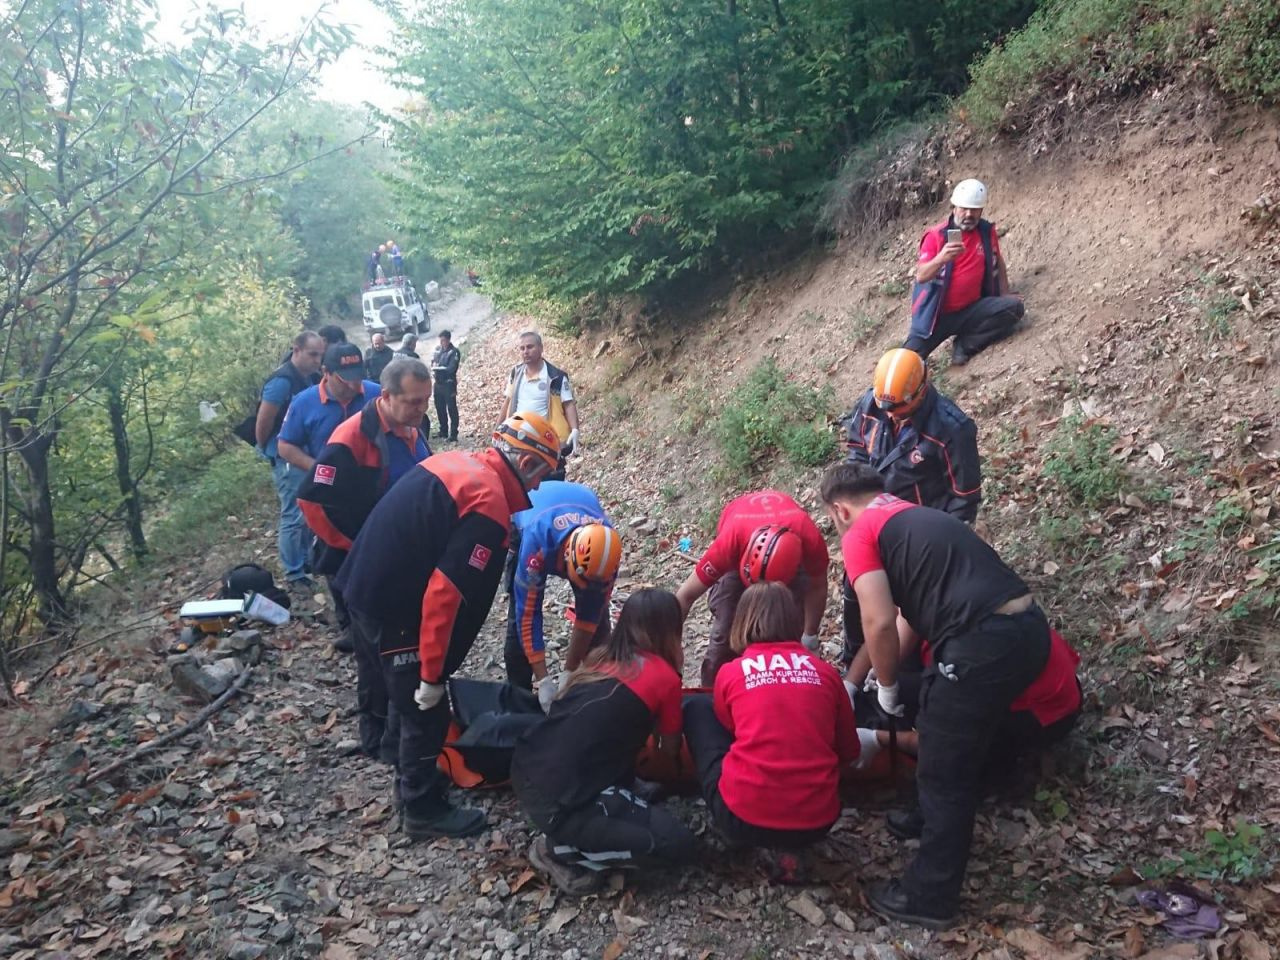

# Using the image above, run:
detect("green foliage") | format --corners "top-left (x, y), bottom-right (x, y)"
top-left (1146, 819), bottom-right (1273, 884)
top-left (715, 360), bottom-right (838, 474)
top-left (1042, 415), bottom-right (1126, 507)
top-left (1035, 787), bottom-right (1071, 821)
top-left (963, 0), bottom-right (1280, 131)
top-left (388, 0), bottom-right (1039, 307)
top-left (146, 449), bottom-right (271, 562)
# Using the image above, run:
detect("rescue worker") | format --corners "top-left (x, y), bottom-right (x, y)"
top-left (820, 462), bottom-right (1051, 930)
top-left (674, 490), bottom-right (829, 686)
top-left (430, 329), bottom-right (461, 441)
top-left (334, 412), bottom-right (561, 839)
top-left (905, 178), bottom-right (1024, 365)
top-left (297, 359), bottom-right (433, 744)
top-left (503, 481), bottom-right (622, 700)
top-left (840, 347), bottom-right (981, 672)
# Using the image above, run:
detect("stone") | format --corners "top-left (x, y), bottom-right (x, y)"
top-left (491, 929), bottom-right (518, 951)
top-left (786, 894), bottom-right (825, 927)
top-left (224, 940), bottom-right (267, 960)
top-left (58, 699), bottom-right (105, 728)
top-left (269, 921), bottom-right (296, 943)
top-left (870, 944), bottom-right (900, 960)
top-left (170, 657), bottom-right (232, 703)
top-left (0, 829), bottom-right (28, 855)
top-left (163, 782), bottom-right (191, 803)
top-left (832, 909), bottom-right (858, 933)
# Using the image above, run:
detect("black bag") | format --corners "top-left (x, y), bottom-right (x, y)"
top-left (232, 413), bottom-right (259, 447)
top-left (442, 678), bottom-right (542, 786)
top-left (220, 563), bottom-right (292, 610)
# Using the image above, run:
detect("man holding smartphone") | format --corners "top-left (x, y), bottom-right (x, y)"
top-left (905, 179), bottom-right (1025, 366)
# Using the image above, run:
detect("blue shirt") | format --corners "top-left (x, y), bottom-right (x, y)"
top-left (386, 424), bottom-right (431, 486)
top-left (279, 380), bottom-right (380, 459)
top-left (260, 373), bottom-right (297, 460)
top-left (510, 481), bottom-right (614, 664)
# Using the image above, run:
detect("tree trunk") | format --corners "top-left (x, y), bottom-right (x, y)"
top-left (15, 434), bottom-right (67, 625)
top-left (106, 384), bottom-right (147, 559)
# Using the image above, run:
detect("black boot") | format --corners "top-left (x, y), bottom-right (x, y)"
top-left (866, 879), bottom-right (957, 930)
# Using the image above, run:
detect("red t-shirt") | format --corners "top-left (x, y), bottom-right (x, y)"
top-left (918, 220), bottom-right (1001, 313)
top-left (713, 641), bottom-right (859, 829)
top-left (695, 491), bottom-right (829, 587)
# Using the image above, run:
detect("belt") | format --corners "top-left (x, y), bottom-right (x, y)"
top-left (994, 594), bottom-right (1034, 616)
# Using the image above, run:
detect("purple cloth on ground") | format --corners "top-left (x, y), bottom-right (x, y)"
top-left (1136, 884), bottom-right (1222, 939)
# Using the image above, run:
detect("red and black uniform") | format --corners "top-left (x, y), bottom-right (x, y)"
top-left (684, 641), bottom-right (858, 848)
top-left (840, 494), bottom-right (1052, 917)
top-left (511, 653), bottom-right (694, 869)
top-left (297, 401), bottom-right (429, 759)
top-left (694, 491), bottom-right (829, 685)
top-left (334, 448), bottom-right (530, 818)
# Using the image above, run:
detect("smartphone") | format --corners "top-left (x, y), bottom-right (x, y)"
top-left (946, 228), bottom-right (963, 245)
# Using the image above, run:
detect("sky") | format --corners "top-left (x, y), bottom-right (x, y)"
top-left (150, 0), bottom-right (400, 107)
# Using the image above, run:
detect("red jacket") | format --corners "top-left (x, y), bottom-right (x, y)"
top-left (713, 641), bottom-right (859, 830)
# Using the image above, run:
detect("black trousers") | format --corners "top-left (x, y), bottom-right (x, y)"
top-left (349, 602), bottom-right (394, 762)
top-left (904, 295), bottom-right (1024, 359)
top-left (545, 786), bottom-right (695, 870)
top-left (902, 606), bottom-right (1051, 914)
top-left (683, 695), bottom-right (832, 850)
top-left (433, 386), bottom-right (458, 439)
top-left (349, 608), bottom-right (473, 815)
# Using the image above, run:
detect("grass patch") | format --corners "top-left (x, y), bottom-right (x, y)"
top-left (1042, 414), bottom-right (1127, 507)
top-left (146, 447), bottom-right (271, 561)
top-left (715, 360), bottom-right (838, 475)
top-left (1144, 819), bottom-right (1274, 884)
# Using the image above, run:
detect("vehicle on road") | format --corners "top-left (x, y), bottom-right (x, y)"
top-left (361, 276), bottom-right (429, 337)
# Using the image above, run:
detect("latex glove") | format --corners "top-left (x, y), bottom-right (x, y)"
top-left (842, 679), bottom-right (858, 710)
top-left (862, 668), bottom-right (879, 693)
top-left (536, 674), bottom-right (559, 713)
top-left (876, 680), bottom-right (905, 718)
top-left (854, 728), bottom-right (883, 770)
top-left (800, 633), bottom-right (820, 652)
top-left (566, 428), bottom-right (579, 453)
top-left (414, 681), bottom-right (445, 711)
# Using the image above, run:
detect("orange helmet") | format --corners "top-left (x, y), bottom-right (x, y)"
top-left (873, 348), bottom-right (927, 417)
top-left (740, 525), bottom-right (803, 586)
top-left (493, 411), bottom-right (560, 472)
top-left (563, 523), bottom-right (622, 588)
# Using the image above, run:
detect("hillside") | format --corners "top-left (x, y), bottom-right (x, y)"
top-left (3, 53), bottom-right (1280, 960)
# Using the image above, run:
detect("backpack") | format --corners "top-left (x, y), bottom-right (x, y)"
top-left (232, 360), bottom-right (311, 448)
top-left (220, 563), bottom-right (292, 610)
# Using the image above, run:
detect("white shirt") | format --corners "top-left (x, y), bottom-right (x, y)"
top-left (510, 361), bottom-right (573, 417)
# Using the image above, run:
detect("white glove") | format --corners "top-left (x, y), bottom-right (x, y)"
top-left (862, 668), bottom-right (879, 693)
top-left (842, 679), bottom-right (858, 710)
top-left (536, 674), bottom-right (559, 713)
top-left (854, 728), bottom-right (883, 770)
top-left (876, 681), bottom-right (905, 718)
top-left (414, 681), bottom-right (445, 711)
top-left (800, 633), bottom-right (820, 652)
top-left (566, 428), bottom-right (579, 453)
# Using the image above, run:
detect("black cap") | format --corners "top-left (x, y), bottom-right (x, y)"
top-left (324, 343), bottom-right (365, 382)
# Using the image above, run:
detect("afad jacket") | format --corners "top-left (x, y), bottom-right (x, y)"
top-left (297, 402), bottom-right (429, 576)
top-left (843, 385), bottom-right (982, 523)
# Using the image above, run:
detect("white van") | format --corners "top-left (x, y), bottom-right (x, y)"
top-left (361, 277), bottom-right (429, 337)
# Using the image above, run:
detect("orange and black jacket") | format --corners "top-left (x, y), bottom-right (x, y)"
top-left (843, 385), bottom-right (981, 523)
top-left (333, 448), bottom-right (531, 683)
top-left (297, 402), bottom-right (429, 577)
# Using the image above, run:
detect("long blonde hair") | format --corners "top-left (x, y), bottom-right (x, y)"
top-left (560, 588), bottom-right (684, 694)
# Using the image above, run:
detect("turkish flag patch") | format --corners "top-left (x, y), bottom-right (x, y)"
top-left (314, 464), bottom-right (337, 486)
top-left (468, 544), bottom-right (492, 570)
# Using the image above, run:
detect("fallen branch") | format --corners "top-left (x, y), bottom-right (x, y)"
top-left (85, 666), bottom-right (253, 785)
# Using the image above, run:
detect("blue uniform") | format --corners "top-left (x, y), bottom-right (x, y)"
top-left (508, 481), bottom-right (614, 672)
top-left (279, 379), bottom-right (381, 459)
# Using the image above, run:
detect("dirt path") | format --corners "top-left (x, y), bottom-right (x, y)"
top-left (342, 283), bottom-right (498, 350)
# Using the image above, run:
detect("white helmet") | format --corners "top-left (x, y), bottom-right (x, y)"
top-left (950, 178), bottom-right (988, 209)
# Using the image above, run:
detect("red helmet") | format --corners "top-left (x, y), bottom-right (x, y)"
top-left (739, 525), bottom-right (803, 586)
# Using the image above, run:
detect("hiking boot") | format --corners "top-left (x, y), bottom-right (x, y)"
top-left (886, 808), bottom-right (924, 841)
top-left (950, 343), bottom-right (970, 366)
top-left (528, 837), bottom-right (604, 897)
top-left (331, 631), bottom-right (354, 654)
top-left (402, 801), bottom-right (487, 840)
top-left (865, 879), bottom-right (957, 930)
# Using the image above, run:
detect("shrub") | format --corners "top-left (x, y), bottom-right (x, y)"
top-left (1041, 414), bottom-right (1126, 507)
top-left (715, 360), bottom-right (838, 474)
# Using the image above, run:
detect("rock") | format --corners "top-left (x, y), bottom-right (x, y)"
top-left (0, 829), bottom-right (29, 855)
top-left (832, 909), bottom-right (857, 933)
top-left (268, 921), bottom-right (295, 943)
top-left (58, 698), bottom-right (105, 728)
top-left (170, 656), bottom-right (232, 703)
top-left (491, 929), bottom-right (518, 951)
top-left (76, 672), bottom-right (99, 688)
top-left (786, 894), bottom-right (825, 926)
top-left (870, 945), bottom-right (900, 960)
top-left (224, 940), bottom-right (267, 960)
top-left (163, 782), bottom-right (191, 803)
